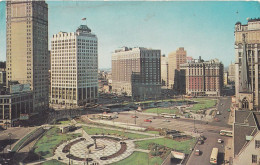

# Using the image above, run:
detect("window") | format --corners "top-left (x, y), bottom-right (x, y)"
top-left (252, 155), bottom-right (257, 163)
top-left (256, 140), bottom-right (260, 148)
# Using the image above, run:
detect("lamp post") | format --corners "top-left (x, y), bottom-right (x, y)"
top-left (5, 116), bottom-right (8, 130)
top-left (8, 133), bottom-right (12, 151)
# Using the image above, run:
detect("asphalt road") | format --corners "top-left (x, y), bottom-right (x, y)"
top-left (112, 96), bottom-right (232, 165)
top-left (186, 131), bottom-right (230, 165)
top-left (187, 97), bottom-right (232, 165)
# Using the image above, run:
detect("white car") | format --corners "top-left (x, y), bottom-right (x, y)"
top-left (218, 139), bottom-right (223, 143)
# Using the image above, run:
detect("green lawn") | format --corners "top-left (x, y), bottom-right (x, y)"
top-left (111, 152), bottom-right (163, 165)
top-left (34, 127), bottom-right (81, 158)
top-left (144, 108), bottom-right (177, 114)
top-left (145, 131), bottom-right (160, 135)
top-left (188, 98), bottom-right (217, 111)
top-left (135, 138), bottom-right (196, 154)
top-left (57, 120), bottom-right (71, 124)
top-left (41, 159), bottom-right (66, 165)
top-left (83, 126), bottom-right (150, 139)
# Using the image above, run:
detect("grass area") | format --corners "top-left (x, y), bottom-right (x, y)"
top-left (34, 127), bottom-right (81, 158)
top-left (135, 138), bottom-right (196, 154)
top-left (57, 120), bottom-right (71, 124)
top-left (41, 159), bottom-right (66, 165)
top-left (145, 131), bottom-right (160, 135)
top-left (144, 108), bottom-right (177, 114)
top-left (111, 151), bottom-right (163, 165)
top-left (188, 98), bottom-right (217, 111)
top-left (11, 128), bottom-right (39, 152)
top-left (83, 126), bottom-right (150, 139)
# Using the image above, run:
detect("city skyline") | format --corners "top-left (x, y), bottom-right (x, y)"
top-left (0, 1), bottom-right (260, 68)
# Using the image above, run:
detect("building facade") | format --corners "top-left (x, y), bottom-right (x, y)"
top-left (234, 18), bottom-right (260, 110)
top-left (50, 25), bottom-right (98, 107)
top-left (161, 55), bottom-right (169, 88)
top-left (0, 84), bottom-right (33, 127)
top-left (180, 57), bottom-right (223, 96)
top-left (111, 47), bottom-right (161, 100)
top-left (168, 47), bottom-right (187, 89)
top-left (6, 0), bottom-right (49, 112)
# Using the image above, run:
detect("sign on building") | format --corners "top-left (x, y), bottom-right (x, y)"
top-left (10, 84), bottom-right (30, 94)
top-left (20, 114), bottom-right (29, 120)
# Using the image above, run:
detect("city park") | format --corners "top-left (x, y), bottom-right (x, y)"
top-left (9, 97), bottom-right (217, 165)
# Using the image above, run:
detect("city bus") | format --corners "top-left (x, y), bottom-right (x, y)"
top-left (210, 148), bottom-right (218, 164)
top-left (220, 130), bottom-right (233, 137)
top-left (97, 114), bottom-right (113, 120)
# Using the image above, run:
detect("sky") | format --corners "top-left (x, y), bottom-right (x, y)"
top-left (0, 1), bottom-right (260, 69)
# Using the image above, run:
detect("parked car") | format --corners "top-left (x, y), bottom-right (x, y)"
top-left (194, 149), bottom-right (201, 156)
top-left (217, 111), bottom-right (220, 115)
top-left (144, 119), bottom-right (152, 122)
top-left (198, 140), bottom-right (204, 145)
top-left (132, 115), bottom-right (138, 118)
top-left (218, 139), bottom-right (223, 143)
top-left (199, 135), bottom-right (206, 140)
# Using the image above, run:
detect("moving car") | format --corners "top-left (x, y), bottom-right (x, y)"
top-left (194, 149), bottom-right (201, 156)
top-left (144, 119), bottom-right (152, 122)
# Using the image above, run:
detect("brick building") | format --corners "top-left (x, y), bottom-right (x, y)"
top-left (180, 57), bottom-right (223, 96)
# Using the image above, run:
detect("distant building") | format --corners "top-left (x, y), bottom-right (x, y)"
top-left (6, 0), bottom-right (49, 112)
top-left (50, 25), bottom-right (98, 108)
top-left (234, 18), bottom-right (260, 110)
top-left (111, 47), bottom-right (161, 100)
top-left (224, 71), bottom-right (228, 86)
top-left (228, 62), bottom-right (235, 83)
top-left (233, 110), bottom-right (260, 165)
top-left (180, 57), bottom-right (223, 96)
top-left (161, 55), bottom-right (169, 88)
top-left (168, 47), bottom-right (187, 89)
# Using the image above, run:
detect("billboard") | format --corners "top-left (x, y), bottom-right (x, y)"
top-left (10, 84), bottom-right (30, 94)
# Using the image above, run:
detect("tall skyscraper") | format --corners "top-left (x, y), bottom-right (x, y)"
top-left (50, 25), bottom-right (98, 107)
top-left (161, 55), bottom-right (169, 88)
top-left (234, 18), bottom-right (260, 110)
top-left (168, 47), bottom-right (187, 89)
top-left (112, 47), bottom-right (161, 100)
top-left (6, 0), bottom-right (49, 112)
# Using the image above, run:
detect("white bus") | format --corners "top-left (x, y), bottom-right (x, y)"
top-left (220, 130), bottom-right (233, 137)
top-left (210, 148), bottom-right (218, 164)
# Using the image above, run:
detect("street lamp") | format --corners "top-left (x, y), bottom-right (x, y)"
top-left (5, 116), bottom-right (8, 130)
top-left (8, 133), bottom-right (12, 151)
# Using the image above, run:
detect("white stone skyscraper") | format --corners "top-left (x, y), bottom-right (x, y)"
top-left (50, 25), bottom-right (98, 107)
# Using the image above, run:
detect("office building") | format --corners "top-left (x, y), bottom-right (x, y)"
top-left (180, 57), bottom-right (223, 96)
top-left (0, 83), bottom-right (33, 127)
top-left (112, 47), bottom-right (161, 100)
top-left (234, 18), bottom-right (260, 110)
top-left (50, 25), bottom-right (98, 107)
top-left (168, 47), bottom-right (187, 89)
top-left (6, 0), bottom-right (49, 112)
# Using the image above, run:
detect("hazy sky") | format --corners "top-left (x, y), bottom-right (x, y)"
top-left (0, 1), bottom-right (260, 68)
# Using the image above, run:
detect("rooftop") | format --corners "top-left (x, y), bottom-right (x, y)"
top-left (234, 111), bottom-right (260, 156)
